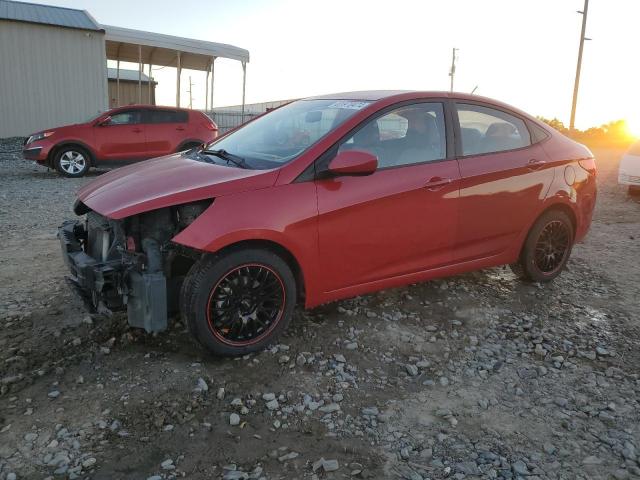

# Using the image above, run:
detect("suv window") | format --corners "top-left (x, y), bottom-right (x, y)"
top-left (338, 102), bottom-right (446, 168)
top-left (147, 109), bottom-right (188, 124)
top-left (456, 104), bottom-right (531, 156)
top-left (108, 110), bottom-right (141, 125)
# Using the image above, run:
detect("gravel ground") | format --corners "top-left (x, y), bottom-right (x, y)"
top-left (0, 140), bottom-right (639, 480)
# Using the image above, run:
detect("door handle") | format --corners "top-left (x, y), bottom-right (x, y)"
top-left (424, 177), bottom-right (452, 190)
top-left (176, 126), bottom-right (185, 131)
top-left (132, 128), bottom-right (142, 133)
top-left (527, 158), bottom-right (546, 170)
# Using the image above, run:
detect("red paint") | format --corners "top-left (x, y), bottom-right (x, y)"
top-left (74, 91), bottom-right (597, 309)
top-left (22, 105), bottom-right (217, 166)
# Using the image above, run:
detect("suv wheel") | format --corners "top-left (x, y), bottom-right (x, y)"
top-left (54, 146), bottom-right (90, 177)
top-left (511, 210), bottom-right (574, 282)
top-left (181, 249), bottom-right (296, 356)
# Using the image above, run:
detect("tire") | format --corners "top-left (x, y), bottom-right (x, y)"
top-left (54, 146), bottom-right (90, 178)
top-left (510, 210), bottom-right (574, 282)
top-left (181, 249), bottom-right (296, 356)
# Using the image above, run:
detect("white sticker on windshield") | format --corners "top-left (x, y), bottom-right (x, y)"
top-left (327, 101), bottom-right (370, 110)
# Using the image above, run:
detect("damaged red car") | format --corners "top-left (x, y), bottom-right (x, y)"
top-left (59, 91), bottom-right (597, 356)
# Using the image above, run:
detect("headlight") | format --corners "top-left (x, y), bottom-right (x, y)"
top-left (27, 131), bottom-right (54, 144)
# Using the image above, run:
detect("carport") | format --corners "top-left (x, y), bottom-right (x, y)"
top-left (103, 25), bottom-right (250, 116)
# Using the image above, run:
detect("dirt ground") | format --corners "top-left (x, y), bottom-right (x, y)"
top-left (0, 143), bottom-right (639, 480)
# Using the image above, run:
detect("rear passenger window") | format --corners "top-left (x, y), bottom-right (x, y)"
top-left (148, 109), bottom-right (188, 123)
top-left (456, 104), bottom-right (531, 156)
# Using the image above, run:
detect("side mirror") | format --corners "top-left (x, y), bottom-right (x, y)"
top-left (97, 116), bottom-right (112, 126)
top-left (328, 150), bottom-right (378, 176)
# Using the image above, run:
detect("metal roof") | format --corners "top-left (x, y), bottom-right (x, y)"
top-left (0, 0), bottom-right (101, 31)
top-left (103, 25), bottom-right (250, 70)
top-left (106, 68), bottom-right (154, 83)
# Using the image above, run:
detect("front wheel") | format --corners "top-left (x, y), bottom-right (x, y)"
top-left (510, 210), bottom-right (574, 282)
top-left (54, 146), bottom-right (90, 177)
top-left (181, 249), bottom-right (296, 356)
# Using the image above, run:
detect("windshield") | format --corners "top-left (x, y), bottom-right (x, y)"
top-left (201, 99), bottom-right (371, 169)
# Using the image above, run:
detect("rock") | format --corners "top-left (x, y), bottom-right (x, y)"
top-left (6, 474), bottom-right (16, 480)
top-left (266, 399), bottom-right (279, 410)
top-left (582, 455), bottom-right (601, 465)
top-left (262, 393), bottom-right (276, 401)
top-left (82, 457), bottom-right (97, 468)
top-left (161, 459), bottom-right (175, 470)
top-left (346, 342), bottom-right (358, 350)
top-left (229, 413), bottom-right (240, 426)
top-left (195, 378), bottom-right (208, 392)
top-left (216, 387), bottom-right (225, 399)
top-left (512, 460), bottom-right (529, 475)
top-left (362, 407), bottom-right (379, 416)
top-left (319, 403), bottom-right (341, 413)
top-left (469, 335), bottom-right (479, 346)
top-left (439, 376), bottom-right (449, 386)
top-left (596, 346), bottom-right (609, 356)
top-left (278, 451), bottom-right (299, 462)
top-left (223, 471), bottom-right (249, 480)
top-left (296, 353), bottom-right (307, 366)
top-left (405, 364), bottom-right (419, 376)
top-left (334, 353), bottom-right (346, 363)
top-left (24, 432), bottom-right (38, 442)
top-left (48, 390), bottom-right (60, 399)
top-left (313, 458), bottom-right (339, 472)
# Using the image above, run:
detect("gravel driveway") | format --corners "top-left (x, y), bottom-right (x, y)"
top-left (0, 140), bottom-right (639, 480)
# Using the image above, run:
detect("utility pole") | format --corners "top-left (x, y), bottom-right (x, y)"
top-left (449, 48), bottom-right (458, 93)
top-left (187, 75), bottom-right (194, 109)
top-left (570, 0), bottom-right (590, 131)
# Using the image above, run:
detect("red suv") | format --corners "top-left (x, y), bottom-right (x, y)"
top-left (60, 91), bottom-right (597, 356)
top-left (23, 105), bottom-right (218, 177)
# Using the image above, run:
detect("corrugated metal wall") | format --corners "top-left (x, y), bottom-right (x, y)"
top-left (0, 20), bottom-right (108, 138)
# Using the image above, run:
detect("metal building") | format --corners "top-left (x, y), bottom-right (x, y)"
top-left (107, 68), bottom-right (156, 108)
top-left (0, 0), bottom-right (107, 138)
top-left (0, 0), bottom-right (249, 138)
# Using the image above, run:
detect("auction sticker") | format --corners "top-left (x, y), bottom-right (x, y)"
top-left (327, 101), bottom-right (371, 110)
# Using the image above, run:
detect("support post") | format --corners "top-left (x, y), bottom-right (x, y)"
top-left (176, 51), bottom-right (181, 107)
top-left (138, 45), bottom-right (142, 104)
top-left (205, 68), bottom-right (209, 112)
top-left (570, 0), bottom-right (589, 131)
top-left (116, 59), bottom-right (120, 107)
top-left (210, 57), bottom-right (215, 111)
top-left (241, 61), bottom-right (247, 123)
top-left (148, 63), bottom-right (152, 104)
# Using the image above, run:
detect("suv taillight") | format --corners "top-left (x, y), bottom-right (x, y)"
top-left (204, 121), bottom-right (218, 131)
top-left (578, 158), bottom-right (596, 175)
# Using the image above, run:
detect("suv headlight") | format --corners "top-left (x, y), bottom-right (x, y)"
top-left (27, 131), bottom-right (54, 144)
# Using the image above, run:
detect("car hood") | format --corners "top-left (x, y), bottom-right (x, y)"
top-left (77, 153), bottom-right (279, 219)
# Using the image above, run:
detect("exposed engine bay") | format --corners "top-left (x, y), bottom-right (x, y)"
top-left (58, 199), bottom-right (212, 332)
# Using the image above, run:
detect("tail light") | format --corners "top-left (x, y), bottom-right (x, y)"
top-left (578, 157), bottom-right (596, 175)
top-left (204, 120), bottom-right (218, 131)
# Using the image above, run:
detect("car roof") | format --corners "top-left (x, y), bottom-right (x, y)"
top-left (304, 90), bottom-right (538, 122)
top-left (107, 105), bottom-right (192, 114)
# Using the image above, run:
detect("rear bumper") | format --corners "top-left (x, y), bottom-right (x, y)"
top-left (58, 219), bottom-right (168, 332)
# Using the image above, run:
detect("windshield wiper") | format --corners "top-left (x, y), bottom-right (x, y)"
top-left (200, 148), bottom-right (249, 169)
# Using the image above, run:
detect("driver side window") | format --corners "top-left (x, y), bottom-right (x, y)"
top-left (338, 103), bottom-right (446, 168)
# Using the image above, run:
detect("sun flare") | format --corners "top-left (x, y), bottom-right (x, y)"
top-left (623, 118), bottom-right (640, 139)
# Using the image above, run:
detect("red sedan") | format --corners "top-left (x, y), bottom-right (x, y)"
top-left (59, 91), bottom-right (597, 355)
top-left (23, 105), bottom-right (217, 177)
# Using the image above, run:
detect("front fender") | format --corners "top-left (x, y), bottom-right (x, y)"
top-left (171, 182), bottom-right (323, 306)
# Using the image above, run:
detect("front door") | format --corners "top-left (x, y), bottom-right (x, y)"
top-left (453, 102), bottom-right (555, 262)
top-left (94, 109), bottom-right (147, 161)
top-left (316, 102), bottom-right (460, 293)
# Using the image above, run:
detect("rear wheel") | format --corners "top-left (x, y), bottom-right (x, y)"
top-left (54, 146), bottom-right (90, 177)
top-left (181, 249), bottom-right (296, 356)
top-left (510, 210), bottom-right (574, 282)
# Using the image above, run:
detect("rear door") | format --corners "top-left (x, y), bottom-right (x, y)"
top-left (315, 101), bottom-right (460, 293)
top-left (93, 109), bottom-right (147, 161)
top-left (144, 109), bottom-right (190, 157)
top-left (453, 102), bottom-right (554, 262)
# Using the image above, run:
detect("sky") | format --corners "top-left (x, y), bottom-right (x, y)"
top-left (33, 0), bottom-right (640, 131)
